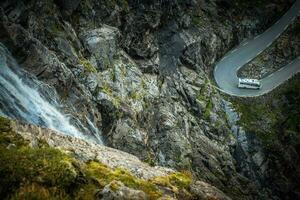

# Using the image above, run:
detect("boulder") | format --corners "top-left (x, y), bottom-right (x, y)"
top-left (97, 181), bottom-right (147, 200)
top-left (190, 181), bottom-right (232, 200)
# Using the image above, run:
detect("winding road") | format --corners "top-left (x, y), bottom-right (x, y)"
top-left (214, 0), bottom-right (300, 97)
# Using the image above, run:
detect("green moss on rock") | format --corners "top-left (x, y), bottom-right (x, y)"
top-left (0, 117), bottom-right (194, 200)
top-left (204, 100), bottom-right (213, 120)
top-left (0, 117), bottom-right (78, 199)
top-left (85, 161), bottom-right (162, 199)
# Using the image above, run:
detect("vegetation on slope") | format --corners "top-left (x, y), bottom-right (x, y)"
top-left (230, 73), bottom-right (300, 199)
top-left (231, 75), bottom-right (300, 149)
top-left (0, 116), bottom-right (193, 200)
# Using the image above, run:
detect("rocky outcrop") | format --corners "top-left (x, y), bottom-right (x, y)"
top-left (190, 181), bottom-right (231, 200)
top-left (1, 117), bottom-right (232, 200)
top-left (97, 181), bottom-right (147, 200)
top-left (223, 100), bottom-right (267, 191)
top-left (80, 25), bottom-right (121, 71)
top-left (10, 119), bottom-right (172, 179)
top-left (231, 74), bottom-right (300, 199)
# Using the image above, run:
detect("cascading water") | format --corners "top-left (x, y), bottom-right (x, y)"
top-left (0, 43), bottom-right (102, 144)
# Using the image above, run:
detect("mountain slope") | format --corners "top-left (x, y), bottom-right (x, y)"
top-left (0, 0), bottom-right (297, 199)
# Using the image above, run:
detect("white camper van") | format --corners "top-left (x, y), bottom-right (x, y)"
top-left (238, 78), bottom-right (261, 90)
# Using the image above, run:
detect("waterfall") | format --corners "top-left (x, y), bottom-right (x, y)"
top-left (0, 43), bottom-right (102, 144)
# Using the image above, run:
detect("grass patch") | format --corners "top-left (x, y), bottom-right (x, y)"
top-left (203, 100), bottom-right (213, 120)
top-left (99, 82), bottom-right (113, 96)
top-left (85, 161), bottom-right (193, 200)
top-left (129, 90), bottom-right (144, 101)
top-left (79, 58), bottom-right (97, 74)
top-left (0, 116), bottom-right (194, 200)
top-left (0, 117), bottom-right (78, 199)
top-left (85, 161), bottom-right (161, 199)
top-left (150, 171), bottom-right (192, 192)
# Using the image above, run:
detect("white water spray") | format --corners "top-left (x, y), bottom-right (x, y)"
top-left (0, 43), bottom-right (102, 143)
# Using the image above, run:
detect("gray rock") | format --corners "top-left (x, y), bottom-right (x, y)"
top-left (86, 73), bottom-right (98, 92)
top-left (190, 181), bottom-right (232, 200)
top-left (80, 25), bottom-right (121, 70)
top-left (97, 181), bottom-right (147, 200)
top-left (54, 37), bottom-right (78, 62)
top-left (6, 143), bottom-right (16, 149)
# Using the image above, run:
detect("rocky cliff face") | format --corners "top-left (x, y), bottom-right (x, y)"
top-left (231, 74), bottom-right (300, 200)
top-left (0, 0), bottom-right (297, 199)
top-left (1, 116), bottom-right (233, 200)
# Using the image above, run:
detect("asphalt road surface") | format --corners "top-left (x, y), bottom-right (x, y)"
top-left (214, 0), bottom-right (300, 97)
